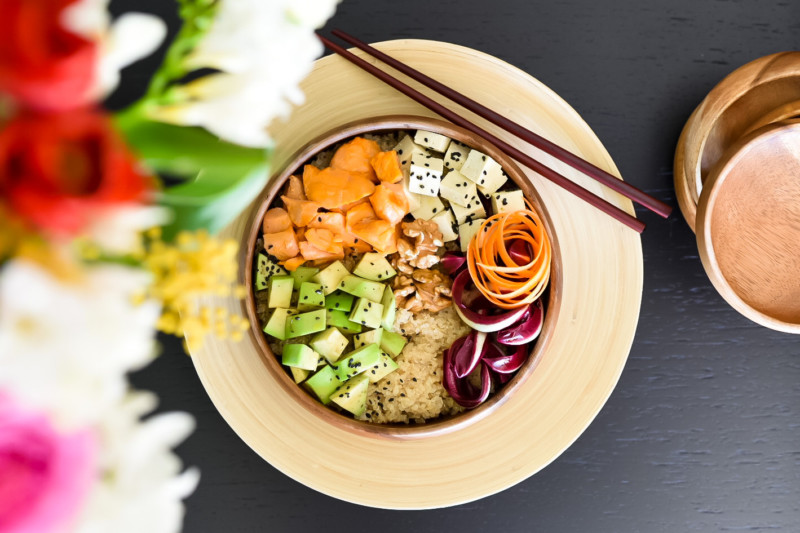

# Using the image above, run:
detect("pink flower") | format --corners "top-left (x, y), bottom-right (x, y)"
top-left (0, 394), bottom-right (96, 533)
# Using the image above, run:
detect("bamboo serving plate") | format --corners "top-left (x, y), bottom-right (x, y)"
top-left (696, 120), bottom-right (800, 333)
top-left (187, 40), bottom-right (643, 509)
top-left (674, 52), bottom-right (800, 230)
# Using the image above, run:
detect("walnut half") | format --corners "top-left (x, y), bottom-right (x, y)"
top-left (393, 268), bottom-right (452, 313)
top-left (392, 220), bottom-right (443, 275)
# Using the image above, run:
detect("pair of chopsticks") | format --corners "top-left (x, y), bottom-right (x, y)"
top-left (319, 30), bottom-right (672, 233)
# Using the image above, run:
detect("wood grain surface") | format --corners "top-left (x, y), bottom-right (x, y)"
top-left (113, 0), bottom-right (800, 531)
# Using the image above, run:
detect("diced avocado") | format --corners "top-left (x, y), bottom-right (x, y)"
top-left (380, 330), bottom-right (407, 358)
top-left (268, 275), bottom-right (293, 308)
top-left (339, 275), bottom-right (385, 303)
top-left (380, 285), bottom-right (396, 331)
top-left (297, 282), bottom-right (325, 311)
top-left (291, 266), bottom-right (319, 289)
top-left (255, 271), bottom-right (268, 291)
top-left (353, 253), bottom-right (397, 282)
top-left (281, 344), bottom-right (319, 370)
top-left (310, 327), bottom-right (349, 364)
top-left (366, 351), bottom-right (399, 382)
top-left (313, 260), bottom-right (350, 295)
top-left (330, 344), bottom-right (382, 381)
top-left (303, 365), bottom-right (342, 405)
top-left (354, 328), bottom-right (383, 349)
top-left (325, 290), bottom-right (354, 312)
top-left (330, 374), bottom-right (370, 416)
top-left (326, 310), bottom-right (362, 334)
top-left (290, 366), bottom-right (310, 383)
top-left (263, 308), bottom-right (295, 341)
top-left (349, 298), bottom-right (384, 329)
top-left (257, 253), bottom-right (287, 278)
top-left (286, 309), bottom-right (326, 338)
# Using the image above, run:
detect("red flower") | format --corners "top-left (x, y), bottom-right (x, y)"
top-left (0, 0), bottom-right (97, 111)
top-left (0, 110), bottom-right (153, 236)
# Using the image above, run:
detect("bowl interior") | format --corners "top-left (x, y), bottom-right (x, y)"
top-left (697, 120), bottom-right (800, 333)
top-left (243, 115), bottom-right (564, 439)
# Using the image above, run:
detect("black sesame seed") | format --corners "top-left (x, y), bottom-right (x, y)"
top-left (412, 377), bottom-right (417, 382)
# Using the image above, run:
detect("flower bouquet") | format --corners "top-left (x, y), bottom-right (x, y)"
top-left (0, 0), bottom-right (337, 531)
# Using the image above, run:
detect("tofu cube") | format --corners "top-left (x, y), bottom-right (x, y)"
top-left (490, 190), bottom-right (526, 214)
top-left (414, 130), bottom-right (451, 153)
top-left (439, 170), bottom-right (478, 208)
top-left (460, 150), bottom-right (508, 194)
top-left (458, 218), bottom-right (486, 252)
top-left (408, 153), bottom-right (444, 197)
top-left (450, 195), bottom-right (486, 224)
top-left (393, 135), bottom-right (425, 170)
top-left (402, 177), bottom-right (422, 211)
top-left (444, 140), bottom-right (470, 171)
top-left (430, 210), bottom-right (459, 242)
top-left (410, 194), bottom-right (446, 220)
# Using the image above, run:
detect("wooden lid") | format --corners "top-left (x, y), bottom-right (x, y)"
top-left (696, 120), bottom-right (800, 333)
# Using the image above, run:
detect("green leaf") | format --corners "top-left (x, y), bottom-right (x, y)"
top-left (157, 161), bottom-right (271, 241)
top-left (114, 112), bottom-right (272, 240)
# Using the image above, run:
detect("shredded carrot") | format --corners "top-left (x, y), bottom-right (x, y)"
top-left (466, 205), bottom-right (551, 309)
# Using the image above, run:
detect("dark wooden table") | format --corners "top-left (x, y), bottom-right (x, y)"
top-left (120, 0), bottom-right (800, 531)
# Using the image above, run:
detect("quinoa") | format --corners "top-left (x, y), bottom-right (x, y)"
top-left (357, 306), bottom-right (470, 424)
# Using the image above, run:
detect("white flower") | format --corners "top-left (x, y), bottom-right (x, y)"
top-left (86, 204), bottom-right (171, 255)
top-left (0, 260), bottom-right (161, 430)
top-left (151, 0), bottom-right (339, 147)
top-left (74, 392), bottom-right (199, 533)
top-left (62, 0), bottom-right (167, 98)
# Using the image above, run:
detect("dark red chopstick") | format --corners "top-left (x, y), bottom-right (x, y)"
top-left (331, 29), bottom-right (672, 219)
top-left (318, 34), bottom-right (646, 233)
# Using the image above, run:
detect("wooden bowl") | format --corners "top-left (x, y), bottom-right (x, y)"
top-left (675, 52), bottom-right (800, 230)
top-left (242, 115), bottom-right (563, 439)
top-left (696, 119), bottom-right (800, 333)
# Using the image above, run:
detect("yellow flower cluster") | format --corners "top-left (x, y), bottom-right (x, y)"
top-left (142, 228), bottom-right (249, 353)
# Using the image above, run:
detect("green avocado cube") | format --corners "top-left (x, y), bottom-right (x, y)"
top-left (349, 298), bottom-right (384, 329)
top-left (324, 291), bottom-right (354, 312)
top-left (303, 365), bottom-right (342, 405)
top-left (366, 351), bottom-right (399, 382)
top-left (354, 328), bottom-right (383, 349)
top-left (286, 309), bottom-right (327, 338)
top-left (326, 310), bottom-right (362, 333)
top-left (330, 374), bottom-right (370, 416)
top-left (262, 308), bottom-right (295, 341)
top-left (268, 275), bottom-right (293, 308)
top-left (330, 344), bottom-right (382, 381)
top-left (380, 330), bottom-right (407, 358)
top-left (290, 266), bottom-right (319, 289)
top-left (353, 253), bottom-right (397, 282)
top-left (258, 253), bottom-right (287, 278)
top-left (310, 327), bottom-right (349, 364)
top-left (281, 344), bottom-right (319, 371)
top-left (338, 275), bottom-right (385, 303)
top-left (290, 366), bottom-right (310, 383)
top-left (380, 285), bottom-right (396, 330)
top-left (255, 271), bottom-right (268, 291)
top-left (297, 282), bottom-right (325, 311)
top-left (313, 261), bottom-right (350, 295)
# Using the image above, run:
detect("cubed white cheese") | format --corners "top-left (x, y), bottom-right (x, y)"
top-left (410, 194), bottom-right (446, 220)
top-left (414, 130), bottom-right (451, 153)
top-left (450, 195), bottom-right (486, 224)
top-left (402, 175), bottom-right (422, 211)
top-left (430, 210), bottom-right (458, 242)
top-left (408, 153), bottom-right (444, 197)
top-left (460, 150), bottom-right (508, 193)
top-left (490, 189), bottom-right (526, 214)
top-left (458, 218), bottom-right (486, 252)
top-left (444, 140), bottom-right (470, 171)
top-left (439, 170), bottom-right (478, 208)
top-left (393, 135), bottom-right (424, 170)
top-left (476, 164), bottom-right (508, 195)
